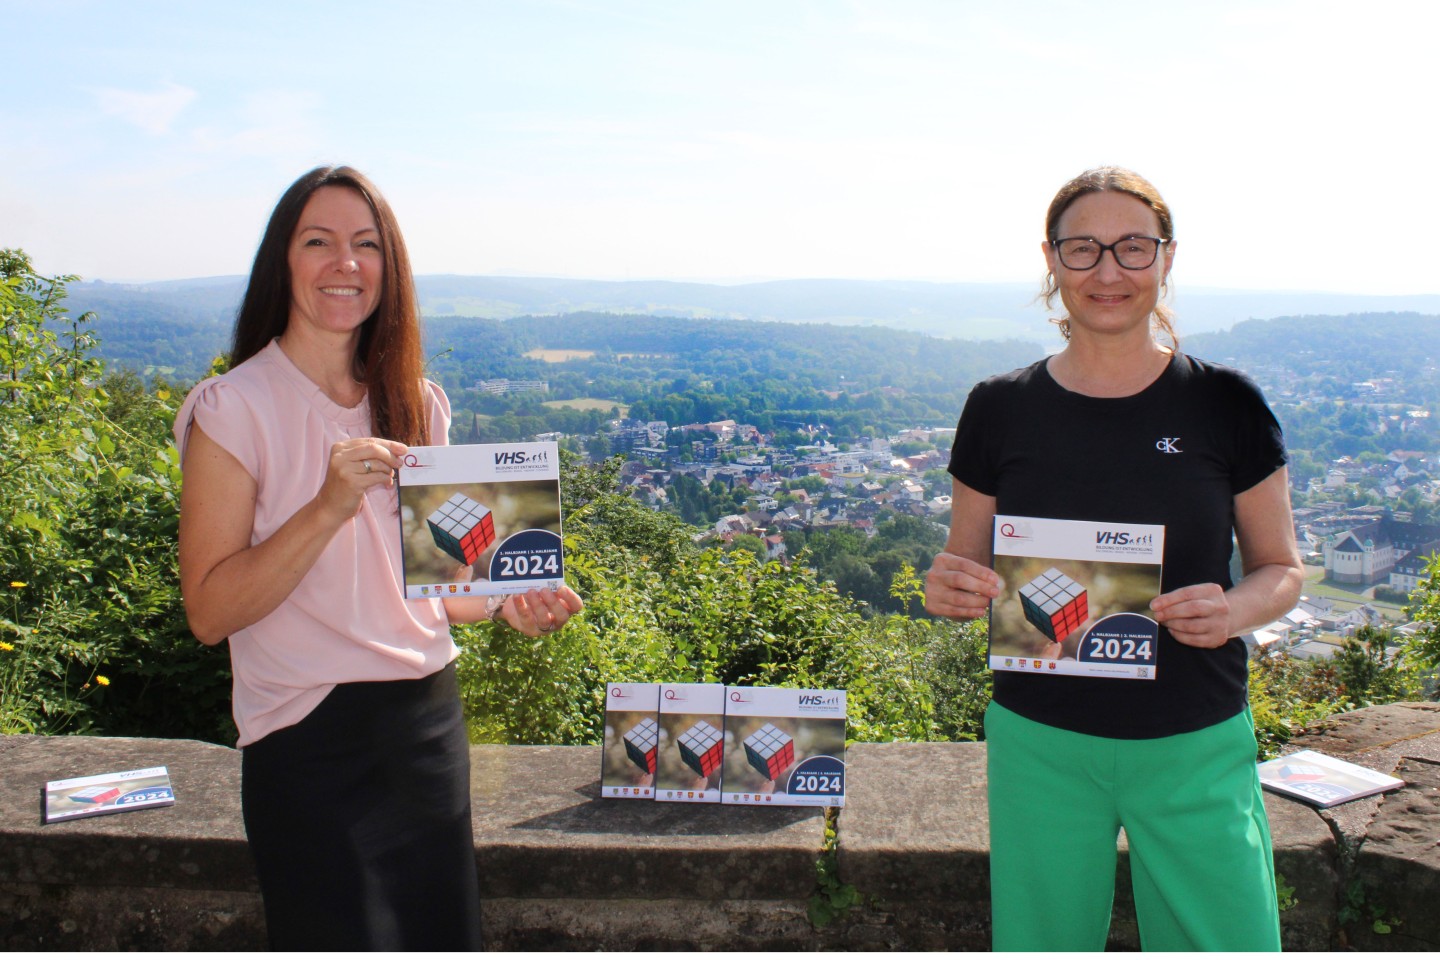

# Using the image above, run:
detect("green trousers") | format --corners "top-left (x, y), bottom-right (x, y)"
top-left (985, 701), bottom-right (1281, 952)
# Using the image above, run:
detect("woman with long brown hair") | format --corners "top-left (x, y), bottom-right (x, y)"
top-left (174, 165), bottom-right (582, 949)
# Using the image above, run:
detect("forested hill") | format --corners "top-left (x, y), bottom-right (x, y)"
top-left (65, 279), bottom-right (1047, 382)
top-left (1186, 312), bottom-right (1440, 384)
top-left (61, 284), bottom-right (1440, 420)
top-left (426, 311), bottom-right (1041, 391)
top-left (424, 312), bottom-right (1042, 434)
top-left (65, 274), bottom-right (1440, 381)
top-left (62, 279), bottom-right (238, 378)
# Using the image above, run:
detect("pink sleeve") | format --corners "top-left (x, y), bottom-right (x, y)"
top-left (425, 379), bottom-right (452, 447)
top-left (172, 377), bottom-right (264, 482)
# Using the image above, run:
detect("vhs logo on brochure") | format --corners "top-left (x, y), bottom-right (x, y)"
top-left (494, 449), bottom-right (548, 466)
top-left (1095, 530), bottom-right (1157, 547)
top-left (796, 693), bottom-right (844, 715)
top-left (493, 447), bottom-right (552, 475)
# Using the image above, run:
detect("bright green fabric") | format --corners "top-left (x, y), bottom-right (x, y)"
top-left (985, 700), bottom-right (1280, 952)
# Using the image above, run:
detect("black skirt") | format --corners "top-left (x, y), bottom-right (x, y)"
top-left (240, 662), bottom-right (484, 951)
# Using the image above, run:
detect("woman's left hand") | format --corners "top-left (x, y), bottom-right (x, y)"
top-left (498, 585), bottom-right (584, 638)
top-left (1149, 582), bottom-right (1232, 648)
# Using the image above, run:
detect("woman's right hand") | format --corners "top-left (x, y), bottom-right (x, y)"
top-left (924, 551), bottom-right (1001, 621)
top-left (179, 426), bottom-right (408, 645)
top-left (316, 437), bottom-right (409, 521)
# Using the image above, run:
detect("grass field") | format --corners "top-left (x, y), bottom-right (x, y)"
top-left (525, 349), bottom-right (595, 362)
top-left (1302, 566), bottom-right (1407, 621)
top-left (542, 397), bottom-right (628, 415)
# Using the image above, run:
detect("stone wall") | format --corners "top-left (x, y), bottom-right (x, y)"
top-left (2, 702), bottom-right (1437, 951)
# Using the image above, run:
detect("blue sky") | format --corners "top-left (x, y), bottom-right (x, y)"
top-left (4, 0), bottom-right (1437, 293)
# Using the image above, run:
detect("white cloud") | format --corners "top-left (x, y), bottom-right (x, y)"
top-left (187, 89), bottom-right (324, 161)
top-left (93, 82), bottom-right (197, 135)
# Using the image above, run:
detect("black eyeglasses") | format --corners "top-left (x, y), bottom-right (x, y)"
top-left (1051, 236), bottom-right (1170, 271)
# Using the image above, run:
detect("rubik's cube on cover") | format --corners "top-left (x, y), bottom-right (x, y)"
top-left (677, 720), bottom-right (723, 778)
top-left (743, 723), bottom-right (795, 781)
top-left (1018, 567), bottom-right (1088, 644)
top-left (623, 717), bottom-right (659, 775)
top-left (426, 493), bottom-right (496, 566)
top-left (67, 786), bottom-right (122, 804)
top-left (1276, 761), bottom-right (1327, 782)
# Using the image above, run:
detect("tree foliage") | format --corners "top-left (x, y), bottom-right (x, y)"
top-left (0, 250), bottom-right (233, 740)
top-left (1401, 555), bottom-right (1440, 697)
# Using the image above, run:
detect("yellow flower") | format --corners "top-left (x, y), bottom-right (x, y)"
top-left (0, 641), bottom-right (13, 652)
top-left (9, 582), bottom-right (25, 588)
top-left (96, 675), bottom-right (111, 687)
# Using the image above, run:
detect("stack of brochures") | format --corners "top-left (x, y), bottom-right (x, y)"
top-left (599, 682), bottom-right (847, 807)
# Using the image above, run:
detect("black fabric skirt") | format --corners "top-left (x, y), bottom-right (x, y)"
top-left (240, 662), bottom-right (483, 951)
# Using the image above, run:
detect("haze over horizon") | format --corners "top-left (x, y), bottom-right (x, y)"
top-left (6, 1), bottom-right (1439, 296)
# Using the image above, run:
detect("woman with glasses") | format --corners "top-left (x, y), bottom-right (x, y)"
top-left (925, 167), bottom-right (1301, 951)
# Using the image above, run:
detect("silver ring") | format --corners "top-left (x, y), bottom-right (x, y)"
top-left (363, 460), bottom-right (372, 473)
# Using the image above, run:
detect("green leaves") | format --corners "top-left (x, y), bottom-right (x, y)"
top-left (807, 808), bottom-right (861, 929)
top-left (1402, 554), bottom-right (1440, 686)
top-left (0, 250), bottom-right (233, 742)
top-left (1339, 878), bottom-right (1400, 937)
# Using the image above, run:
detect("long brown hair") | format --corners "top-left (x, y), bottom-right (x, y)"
top-left (231, 165), bottom-right (429, 445)
top-left (1039, 166), bottom-right (1178, 347)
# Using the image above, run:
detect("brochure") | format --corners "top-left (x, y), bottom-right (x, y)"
top-left (43, 766), bottom-right (175, 823)
top-left (396, 442), bottom-right (563, 599)
top-left (721, 687), bottom-right (847, 807)
top-left (655, 683), bottom-right (726, 803)
top-left (600, 683), bottom-right (660, 799)
top-left (1257, 749), bottom-right (1406, 808)
top-left (990, 515), bottom-right (1165, 680)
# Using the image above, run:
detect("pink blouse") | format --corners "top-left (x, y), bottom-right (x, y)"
top-left (174, 340), bottom-right (456, 747)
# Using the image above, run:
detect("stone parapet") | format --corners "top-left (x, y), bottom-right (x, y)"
top-left (1, 702), bottom-right (1437, 950)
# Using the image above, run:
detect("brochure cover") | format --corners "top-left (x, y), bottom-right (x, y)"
top-left (656, 683), bottom-right (726, 803)
top-left (396, 442), bottom-right (563, 600)
top-left (990, 515), bottom-right (1165, 680)
top-left (600, 683), bottom-right (660, 799)
top-left (43, 766), bottom-right (175, 823)
top-left (1257, 749), bottom-right (1406, 808)
top-left (721, 687), bottom-right (847, 807)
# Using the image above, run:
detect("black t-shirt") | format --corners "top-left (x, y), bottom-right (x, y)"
top-left (948, 353), bottom-right (1287, 739)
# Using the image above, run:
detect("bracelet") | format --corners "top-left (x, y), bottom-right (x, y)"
top-left (485, 594), bottom-right (508, 622)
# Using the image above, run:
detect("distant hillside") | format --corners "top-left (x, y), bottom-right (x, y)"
top-left (61, 278), bottom-right (239, 378)
top-left (417, 275), bottom-right (1046, 339)
top-left (1186, 312), bottom-right (1440, 380)
top-left (64, 275), bottom-right (1440, 380)
top-left (423, 311), bottom-right (1042, 398)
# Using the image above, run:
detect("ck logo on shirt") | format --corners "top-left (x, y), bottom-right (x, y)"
top-left (1155, 437), bottom-right (1182, 454)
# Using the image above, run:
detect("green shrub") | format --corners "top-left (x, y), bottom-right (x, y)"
top-left (0, 250), bottom-right (233, 742)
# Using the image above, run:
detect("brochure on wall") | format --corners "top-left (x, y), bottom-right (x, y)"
top-left (990, 515), bottom-right (1165, 680)
top-left (655, 683), bottom-right (727, 804)
top-left (1257, 750), bottom-right (1405, 808)
top-left (600, 683), bottom-right (661, 799)
top-left (396, 442), bottom-right (563, 600)
top-left (721, 687), bottom-right (847, 807)
top-left (43, 766), bottom-right (175, 823)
